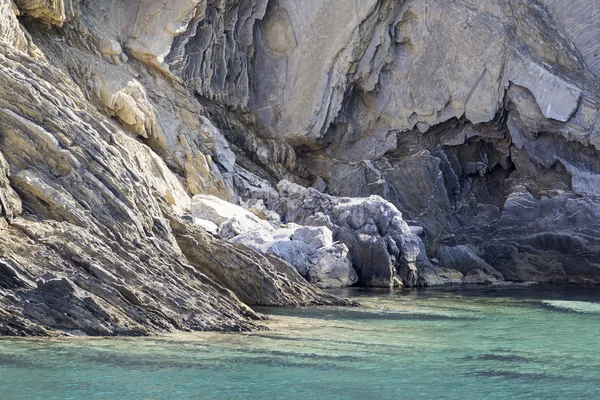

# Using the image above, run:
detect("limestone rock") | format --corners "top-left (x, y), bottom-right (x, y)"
top-left (14, 0), bottom-right (80, 26)
top-left (190, 217), bottom-right (219, 234)
top-left (277, 180), bottom-right (421, 287)
top-left (0, 152), bottom-right (21, 221)
top-left (483, 186), bottom-right (600, 284)
top-left (291, 226), bottom-right (333, 249)
top-left (0, 26), bottom-right (350, 336)
top-left (3, 0), bottom-right (600, 334)
top-left (101, 80), bottom-right (159, 139)
top-left (419, 266), bottom-right (464, 287)
top-left (267, 240), bottom-right (314, 276)
top-left (267, 239), bottom-right (358, 289)
top-left (220, 218), bottom-right (357, 289)
top-left (241, 198), bottom-right (282, 227)
top-left (191, 194), bottom-right (255, 226)
top-left (218, 214), bottom-right (273, 240)
top-left (0, 0), bottom-right (32, 52)
top-left (99, 39), bottom-right (122, 56)
top-left (230, 228), bottom-right (275, 253)
top-left (125, 0), bottom-right (203, 71)
top-left (307, 244), bottom-right (358, 289)
top-left (170, 216), bottom-right (352, 307)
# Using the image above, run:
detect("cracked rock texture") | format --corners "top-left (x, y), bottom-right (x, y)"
top-left (1, 0), bottom-right (600, 334)
top-left (0, 0), bottom-right (350, 337)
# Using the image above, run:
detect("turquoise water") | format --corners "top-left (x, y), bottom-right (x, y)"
top-left (1, 285), bottom-right (600, 399)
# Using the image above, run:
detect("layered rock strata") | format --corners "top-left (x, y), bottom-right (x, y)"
top-left (2, 0), bottom-right (600, 335)
top-left (0, 0), bottom-right (349, 336)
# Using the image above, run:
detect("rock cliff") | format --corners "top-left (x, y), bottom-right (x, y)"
top-left (1, 0), bottom-right (599, 334)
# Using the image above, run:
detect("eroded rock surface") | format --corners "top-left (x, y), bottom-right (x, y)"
top-left (276, 180), bottom-right (423, 287)
top-left (2, 0), bottom-right (600, 334)
top-left (0, 2), bottom-right (349, 336)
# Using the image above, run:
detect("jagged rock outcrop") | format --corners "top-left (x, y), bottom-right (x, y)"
top-left (189, 194), bottom-right (358, 288)
top-left (203, 0), bottom-right (600, 285)
top-left (168, 215), bottom-right (354, 304)
top-left (439, 245), bottom-right (504, 284)
top-left (0, 1), bottom-right (349, 336)
top-left (127, 0), bottom-right (600, 287)
top-left (276, 180), bottom-right (423, 287)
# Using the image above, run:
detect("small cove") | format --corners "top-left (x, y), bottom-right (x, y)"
top-left (1, 285), bottom-right (599, 399)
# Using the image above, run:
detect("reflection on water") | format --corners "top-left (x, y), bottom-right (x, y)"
top-left (1, 285), bottom-right (599, 400)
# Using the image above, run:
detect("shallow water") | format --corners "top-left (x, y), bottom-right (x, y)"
top-left (1, 285), bottom-right (600, 399)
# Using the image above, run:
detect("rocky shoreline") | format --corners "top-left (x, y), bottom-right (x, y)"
top-left (2, 0), bottom-right (600, 336)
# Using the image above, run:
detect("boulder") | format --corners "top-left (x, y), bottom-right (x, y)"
top-left (191, 194), bottom-right (273, 239)
top-left (192, 218), bottom-right (219, 235)
top-left (218, 214), bottom-right (273, 240)
top-left (191, 194), bottom-right (254, 225)
top-left (242, 198), bottom-right (281, 225)
top-left (170, 217), bottom-right (350, 308)
top-left (268, 240), bottom-right (314, 276)
top-left (229, 229), bottom-right (275, 253)
top-left (463, 269), bottom-right (499, 285)
top-left (277, 180), bottom-right (421, 287)
top-left (336, 228), bottom-right (396, 287)
top-left (267, 240), bottom-right (358, 289)
top-left (181, 214), bottom-right (219, 234)
top-left (212, 202), bottom-right (358, 289)
top-left (272, 226), bottom-right (298, 241)
top-left (291, 226), bottom-right (333, 249)
top-left (307, 244), bottom-right (358, 288)
top-left (439, 245), bottom-right (504, 281)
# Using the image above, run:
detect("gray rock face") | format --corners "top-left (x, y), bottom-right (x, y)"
top-left (190, 191), bottom-right (357, 288)
top-left (1, 0), bottom-right (35, 52)
top-left (419, 266), bottom-right (464, 287)
top-left (483, 186), bottom-right (600, 284)
top-left (0, 152), bottom-right (21, 222)
top-left (191, 195), bottom-right (252, 226)
top-left (267, 239), bottom-right (355, 288)
top-left (137, 0), bottom-right (600, 286)
top-left (170, 217), bottom-right (350, 306)
top-left (540, 0), bottom-right (600, 79)
top-left (463, 269), bottom-right (499, 285)
top-left (307, 243), bottom-right (358, 288)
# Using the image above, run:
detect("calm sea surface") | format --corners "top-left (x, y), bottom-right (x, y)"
top-left (1, 285), bottom-right (599, 399)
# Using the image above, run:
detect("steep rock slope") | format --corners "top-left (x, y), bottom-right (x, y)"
top-left (0, 0), bottom-right (348, 336)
